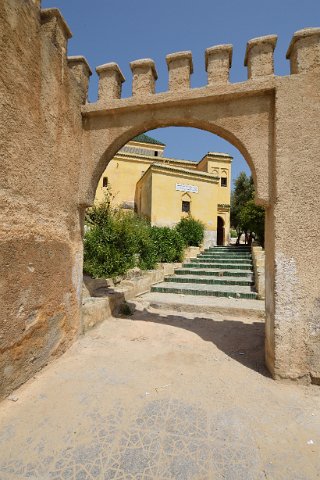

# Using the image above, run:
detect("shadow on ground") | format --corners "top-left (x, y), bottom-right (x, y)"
top-left (114, 302), bottom-right (269, 378)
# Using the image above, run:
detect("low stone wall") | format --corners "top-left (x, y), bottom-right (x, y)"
top-left (81, 262), bottom-right (179, 332)
top-left (183, 245), bottom-right (203, 260)
top-left (252, 245), bottom-right (265, 300)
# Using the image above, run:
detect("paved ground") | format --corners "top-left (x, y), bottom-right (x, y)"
top-left (0, 301), bottom-right (320, 480)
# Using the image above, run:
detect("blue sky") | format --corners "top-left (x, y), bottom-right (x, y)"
top-left (43, 0), bottom-right (319, 186)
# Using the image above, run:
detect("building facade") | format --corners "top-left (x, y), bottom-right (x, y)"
top-left (95, 134), bottom-right (232, 246)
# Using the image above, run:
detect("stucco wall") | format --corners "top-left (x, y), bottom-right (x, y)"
top-left (150, 168), bottom-right (219, 229)
top-left (0, 2), bottom-right (88, 397)
top-left (95, 154), bottom-right (153, 207)
top-left (136, 169), bottom-right (152, 219)
top-left (265, 71), bottom-right (320, 382)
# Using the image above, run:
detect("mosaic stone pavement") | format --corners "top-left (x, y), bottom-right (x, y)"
top-left (0, 311), bottom-right (320, 479)
top-left (0, 399), bottom-right (268, 480)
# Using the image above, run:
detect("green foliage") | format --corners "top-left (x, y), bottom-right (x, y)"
top-left (151, 226), bottom-right (185, 263)
top-left (230, 172), bottom-right (254, 234)
top-left (230, 172), bottom-right (265, 246)
top-left (230, 229), bottom-right (238, 238)
top-left (84, 196), bottom-right (185, 278)
top-left (239, 200), bottom-right (265, 246)
top-left (84, 208), bottom-right (138, 278)
top-left (135, 220), bottom-right (158, 270)
top-left (175, 216), bottom-right (205, 247)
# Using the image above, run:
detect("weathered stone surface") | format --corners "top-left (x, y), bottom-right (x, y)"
top-left (252, 245), bottom-right (265, 299)
top-left (286, 27), bottom-right (320, 74)
top-left (96, 62), bottom-right (125, 102)
top-left (205, 44), bottom-right (233, 84)
top-left (166, 51), bottom-right (193, 91)
top-left (244, 34), bottom-right (277, 78)
top-left (130, 58), bottom-right (157, 96)
top-left (0, 0), bottom-right (84, 398)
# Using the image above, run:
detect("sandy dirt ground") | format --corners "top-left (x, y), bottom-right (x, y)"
top-left (0, 300), bottom-right (320, 479)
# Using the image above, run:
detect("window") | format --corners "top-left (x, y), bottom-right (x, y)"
top-left (154, 151), bottom-right (158, 157)
top-left (182, 200), bottom-right (190, 213)
top-left (221, 177), bottom-right (227, 187)
top-left (103, 177), bottom-right (108, 188)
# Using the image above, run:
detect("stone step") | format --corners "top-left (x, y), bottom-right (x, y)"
top-left (164, 275), bottom-right (254, 286)
top-left (207, 247), bottom-right (251, 251)
top-left (139, 292), bottom-right (265, 317)
top-left (183, 262), bottom-right (253, 270)
top-left (175, 268), bottom-right (254, 278)
top-left (193, 257), bottom-right (252, 264)
top-left (199, 253), bottom-right (252, 258)
top-left (151, 282), bottom-right (258, 299)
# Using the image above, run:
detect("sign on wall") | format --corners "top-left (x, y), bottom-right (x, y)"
top-left (176, 183), bottom-right (198, 193)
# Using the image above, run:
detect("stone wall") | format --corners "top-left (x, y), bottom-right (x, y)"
top-left (0, 2), bottom-right (90, 398)
top-left (251, 246), bottom-right (265, 300)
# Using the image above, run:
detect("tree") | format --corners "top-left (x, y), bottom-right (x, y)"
top-left (230, 172), bottom-right (254, 244)
top-left (239, 200), bottom-right (265, 247)
top-left (230, 172), bottom-right (265, 246)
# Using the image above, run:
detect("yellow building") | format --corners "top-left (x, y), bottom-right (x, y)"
top-left (95, 133), bottom-right (232, 246)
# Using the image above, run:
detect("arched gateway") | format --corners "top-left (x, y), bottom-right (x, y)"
top-left (1, 2), bottom-right (320, 397)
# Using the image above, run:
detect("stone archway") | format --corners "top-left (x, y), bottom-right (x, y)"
top-left (78, 30), bottom-right (320, 385)
top-left (2, 1), bottom-right (320, 398)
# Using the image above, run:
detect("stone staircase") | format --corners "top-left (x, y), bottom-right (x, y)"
top-left (151, 246), bottom-right (258, 299)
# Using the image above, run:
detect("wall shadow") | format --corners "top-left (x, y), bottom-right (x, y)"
top-left (115, 304), bottom-right (268, 378)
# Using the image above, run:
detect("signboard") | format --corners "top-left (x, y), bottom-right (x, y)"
top-left (176, 183), bottom-right (198, 193)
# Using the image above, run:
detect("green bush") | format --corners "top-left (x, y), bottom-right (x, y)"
top-left (230, 229), bottom-right (238, 238)
top-left (135, 219), bottom-right (158, 270)
top-left (84, 208), bottom-right (138, 278)
top-left (83, 200), bottom-right (185, 278)
top-left (175, 216), bottom-right (205, 247)
top-left (151, 226), bottom-right (185, 263)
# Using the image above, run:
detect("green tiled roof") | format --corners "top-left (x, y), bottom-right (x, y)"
top-left (132, 133), bottom-right (165, 146)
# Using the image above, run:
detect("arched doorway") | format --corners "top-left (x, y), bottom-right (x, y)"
top-left (217, 216), bottom-right (225, 245)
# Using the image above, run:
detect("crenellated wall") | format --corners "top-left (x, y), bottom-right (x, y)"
top-left (1, 0), bottom-right (320, 396)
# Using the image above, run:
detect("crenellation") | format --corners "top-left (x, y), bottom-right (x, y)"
top-left (286, 28), bottom-right (320, 74)
top-left (205, 44), bottom-right (233, 85)
top-left (166, 51), bottom-right (193, 92)
top-left (130, 59), bottom-right (158, 97)
top-left (96, 63), bottom-right (125, 102)
top-left (244, 35), bottom-right (277, 79)
top-left (68, 56), bottom-right (92, 104)
top-left (40, 9), bottom-right (72, 54)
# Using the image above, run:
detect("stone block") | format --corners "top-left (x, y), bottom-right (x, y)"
top-left (286, 28), bottom-right (320, 74)
top-left (205, 44), bottom-right (233, 84)
top-left (244, 35), bottom-right (277, 79)
top-left (166, 51), bottom-right (193, 91)
top-left (96, 62), bottom-right (125, 102)
top-left (130, 58), bottom-right (158, 96)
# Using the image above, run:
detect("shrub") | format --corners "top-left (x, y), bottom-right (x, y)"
top-left (84, 199), bottom-right (186, 278)
top-left (84, 208), bottom-right (138, 278)
top-left (230, 229), bottom-right (238, 238)
top-left (135, 218), bottom-right (158, 270)
top-left (175, 216), bottom-right (205, 247)
top-left (151, 226), bottom-right (184, 263)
